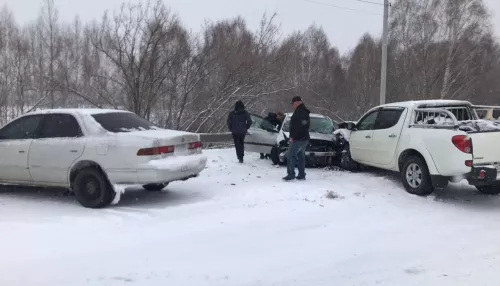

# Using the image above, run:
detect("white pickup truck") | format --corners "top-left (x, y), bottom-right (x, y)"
top-left (342, 100), bottom-right (500, 196)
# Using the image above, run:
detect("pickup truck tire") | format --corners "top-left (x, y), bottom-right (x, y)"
top-left (476, 186), bottom-right (500, 195)
top-left (401, 156), bottom-right (434, 196)
top-left (73, 168), bottom-right (116, 208)
top-left (143, 183), bottom-right (169, 191)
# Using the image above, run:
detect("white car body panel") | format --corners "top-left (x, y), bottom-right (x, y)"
top-left (0, 109), bottom-right (207, 189)
top-left (0, 139), bottom-right (33, 183)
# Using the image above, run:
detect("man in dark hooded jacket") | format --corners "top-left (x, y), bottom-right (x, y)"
top-left (283, 96), bottom-right (310, 181)
top-left (227, 100), bottom-right (252, 163)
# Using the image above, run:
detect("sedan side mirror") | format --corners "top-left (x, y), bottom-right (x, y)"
top-left (265, 127), bottom-right (279, 133)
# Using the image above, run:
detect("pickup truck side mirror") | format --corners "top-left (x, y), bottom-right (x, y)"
top-left (346, 122), bottom-right (356, 131)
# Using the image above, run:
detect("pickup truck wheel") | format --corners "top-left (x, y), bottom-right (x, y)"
top-left (476, 185), bottom-right (500, 195)
top-left (143, 183), bottom-right (169, 191)
top-left (74, 168), bottom-right (115, 208)
top-left (402, 156), bottom-right (434, 196)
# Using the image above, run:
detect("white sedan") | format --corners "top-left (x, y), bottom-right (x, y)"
top-left (0, 109), bottom-right (207, 208)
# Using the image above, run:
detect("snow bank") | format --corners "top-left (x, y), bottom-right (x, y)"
top-left (2, 149), bottom-right (500, 286)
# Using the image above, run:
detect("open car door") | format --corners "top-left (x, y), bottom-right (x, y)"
top-left (245, 114), bottom-right (279, 154)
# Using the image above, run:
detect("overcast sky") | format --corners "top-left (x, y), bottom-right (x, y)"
top-left (2, 0), bottom-right (500, 54)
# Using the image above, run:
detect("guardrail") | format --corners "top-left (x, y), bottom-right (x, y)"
top-left (199, 132), bottom-right (233, 143)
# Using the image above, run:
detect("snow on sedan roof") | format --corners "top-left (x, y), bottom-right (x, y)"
top-left (27, 108), bottom-right (131, 116)
top-left (284, 112), bottom-right (328, 118)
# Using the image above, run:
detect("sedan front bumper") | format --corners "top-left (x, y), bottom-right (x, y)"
top-left (279, 151), bottom-right (335, 163)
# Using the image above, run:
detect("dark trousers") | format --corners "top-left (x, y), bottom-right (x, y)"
top-left (287, 140), bottom-right (308, 178)
top-left (232, 134), bottom-right (245, 160)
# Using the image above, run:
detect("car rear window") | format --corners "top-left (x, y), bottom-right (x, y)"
top-left (92, 112), bottom-right (159, 133)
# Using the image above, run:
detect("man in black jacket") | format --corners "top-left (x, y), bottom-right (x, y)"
top-left (283, 96), bottom-right (310, 181)
top-left (227, 100), bottom-right (252, 163)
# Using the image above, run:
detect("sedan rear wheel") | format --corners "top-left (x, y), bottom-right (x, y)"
top-left (74, 168), bottom-right (115, 208)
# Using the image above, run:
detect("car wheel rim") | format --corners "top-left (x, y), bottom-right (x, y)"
top-left (82, 178), bottom-right (101, 201)
top-left (406, 163), bottom-right (422, 189)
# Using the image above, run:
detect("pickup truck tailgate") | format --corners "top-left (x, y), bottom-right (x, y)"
top-left (470, 132), bottom-right (500, 165)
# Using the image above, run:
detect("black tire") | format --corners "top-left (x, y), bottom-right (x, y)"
top-left (73, 168), bottom-right (115, 208)
top-left (143, 183), bottom-right (169, 192)
top-left (270, 145), bottom-right (281, 166)
top-left (476, 185), bottom-right (500, 195)
top-left (401, 156), bottom-right (434, 196)
top-left (339, 145), bottom-right (360, 171)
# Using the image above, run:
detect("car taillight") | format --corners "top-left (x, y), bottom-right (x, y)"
top-left (137, 145), bottom-right (175, 156)
top-left (452, 135), bottom-right (472, 154)
top-left (188, 142), bottom-right (202, 149)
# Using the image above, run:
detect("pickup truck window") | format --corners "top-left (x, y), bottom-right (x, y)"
top-left (357, 111), bottom-right (379, 131)
top-left (374, 109), bottom-right (404, 130)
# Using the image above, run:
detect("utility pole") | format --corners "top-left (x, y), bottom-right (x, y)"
top-left (379, 0), bottom-right (389, 105)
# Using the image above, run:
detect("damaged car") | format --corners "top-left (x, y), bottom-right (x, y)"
top-left (244, 113), bottom-right (337, 166)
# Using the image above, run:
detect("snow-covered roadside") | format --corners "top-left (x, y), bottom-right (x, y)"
top-left (1, 149), bottom-right (500, 286)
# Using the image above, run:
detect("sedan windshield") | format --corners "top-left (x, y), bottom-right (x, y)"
top-left (92, 112), bottom-right (159, 133)
top-left (282, 117), bottom-right (334, 134)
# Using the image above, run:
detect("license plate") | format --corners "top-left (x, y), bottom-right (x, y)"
top-left (181, 165), bottom-right (188, 172)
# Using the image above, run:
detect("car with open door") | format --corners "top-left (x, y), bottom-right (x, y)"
top-left (244, 114), bottom-right (279, 156)
top-left (245, 113), bottom-right (337, 166)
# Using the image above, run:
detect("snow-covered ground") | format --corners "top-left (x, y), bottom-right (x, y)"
top-left (2, 149), bottom-right (500, 286)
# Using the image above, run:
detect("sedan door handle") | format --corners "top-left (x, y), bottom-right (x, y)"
top-left (365, 135), bottom-right (371, 139)
top-left (70, 150), bottom-right (78, 153)
top-left (389, 134), bottom-right (397, 138)
top-left (18, 150), bottom-right (25, 153)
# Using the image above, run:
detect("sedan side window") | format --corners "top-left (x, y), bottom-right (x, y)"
top-left (374, 109), bottom-right (404, 130)
top-left (0, 115), bottom-right (43, 140)
top-left (37, 114), bottom-right (83, 139)
top-left (357, 111), bottom-right (379, 131)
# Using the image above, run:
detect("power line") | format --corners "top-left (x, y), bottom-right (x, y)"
top-left (350, 0), bottom-right (385, 6)
top-left (301, 0), bottom-right (383, 16)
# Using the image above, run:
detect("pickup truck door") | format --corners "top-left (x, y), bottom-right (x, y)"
top-left (349, 110), bottom-right (379, 163)
top-left (29, 114), bottom-right (86, 185)
top-left (0, 115), bottom-right (43, 183)
top-left (244, 114), bottom-right (279, 154)
top-left (370, 107), bottom-right (407, 165)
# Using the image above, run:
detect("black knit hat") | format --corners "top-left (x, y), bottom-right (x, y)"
top-left (291, 96), bottom-right (302, 103)
top-left (235, 100), bottom-right (245, 111)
